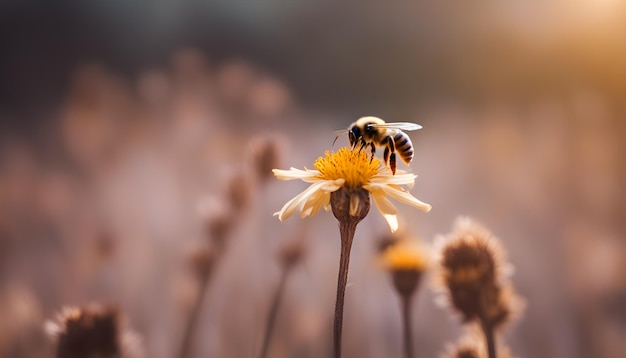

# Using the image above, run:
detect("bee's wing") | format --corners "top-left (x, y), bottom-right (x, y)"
top-left (371, 122), bottom-right (422, 131)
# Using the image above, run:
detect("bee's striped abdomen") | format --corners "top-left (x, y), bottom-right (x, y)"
top-left (393, 131), bottom-right (414, 165)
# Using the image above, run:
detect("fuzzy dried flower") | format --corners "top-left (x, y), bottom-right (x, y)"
top-left (226, 172), bottom-right (252, 213)
top-left (249, 136), bottom-right (282, 183)
top-left (279, 237), bottom-right (307, 269)
top-left (436, 217), bottom-right (523, 358)
top-left (46, 305), bottom-right (142, 358)
top-left (437, 218), bottom-right (513, 326)
top-left (197, 196), bottom-right (233, 250)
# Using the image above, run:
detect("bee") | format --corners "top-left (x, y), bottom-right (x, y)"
top-left (342, 116), bottom-right (422, 174)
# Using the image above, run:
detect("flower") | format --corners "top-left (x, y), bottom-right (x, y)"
top-left (272, 147), bottom-right (431, 232)
top-left (381, 238), bottom-right (429, 298)
top-left (381, 239), bottom-right (429, 272)
top-left (249, 135), bottom-right (282, 183)
top-left (434, 217), bottom-right (525, 358)
top-left (435, 217), bottom-right (518, 327)
top-left (45, 304), bottom-right (143, 358)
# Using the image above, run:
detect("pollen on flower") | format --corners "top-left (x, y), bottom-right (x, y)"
top-left (382, 240), bottom-right (429, 271)
top-left (382, 239), bottom-right (429, 297)
top-left (313, 147), bottom-right (380, 188)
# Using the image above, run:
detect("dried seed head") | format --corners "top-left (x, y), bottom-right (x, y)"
top-left (249, 137), bottom-right (281, 184)
top-left (279, 239), bottom-right (306, 270)
top-left (197, 196), bottom-right (233, 251)
top-left (226, 172), bottom-right (252, 213)
top-left (437, 217), bottom-right (517, 329)
top-left (46, 305), bottom-right (142, 358)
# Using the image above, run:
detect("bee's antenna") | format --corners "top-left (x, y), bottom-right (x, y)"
top-left (332, 129), bottom-right (348, 149)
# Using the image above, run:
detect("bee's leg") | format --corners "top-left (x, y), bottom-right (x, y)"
top-left (386, 136), bottom-right (396, 174)
top-left (358, 138), bottom-right (367, 152)
top-left (369, 142), bottom-right (376, 163)
top-left (383, 146), bottom-right (390, 166)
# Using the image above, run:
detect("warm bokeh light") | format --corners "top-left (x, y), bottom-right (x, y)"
top-left (0, 2), bottom-right (624, 358)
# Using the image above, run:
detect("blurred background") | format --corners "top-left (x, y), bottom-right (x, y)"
top-left (1, 1), bottom-right (625, 357)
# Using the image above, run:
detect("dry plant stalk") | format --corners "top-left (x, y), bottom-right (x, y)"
top-left (178, 217), bottom-right (227, 358)
top-left (180, 165), bottom-right (259, 358)
top-left (258, 237), bottom-right (306, 358)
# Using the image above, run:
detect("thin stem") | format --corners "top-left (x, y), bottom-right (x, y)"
top-left (259, 267), bottom-right (291, 358)
top-left (401, 294), bottom-right (414, 358)
top-left (333, 219), bottom-right (358, 358)
top-left (482, 320), bottom-right (496, 358)
top-left (179, 269), bottom-right (211, 358)
top-left (478, 292), bottom-right (496, 358)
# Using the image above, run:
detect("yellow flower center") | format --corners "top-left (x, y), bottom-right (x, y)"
top-left (314, 147), bottom-right (380, 188)
top-left (383, 242), bottom-right (428, 271)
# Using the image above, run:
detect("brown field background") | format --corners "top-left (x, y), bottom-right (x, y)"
top-left (0, 1), bottom-right (625, 357)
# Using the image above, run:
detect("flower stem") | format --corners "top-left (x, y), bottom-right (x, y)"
top-left (333, 219), bottom-right (358, 358)
top-left (179, 268), bottom-right (212, 358)
top-left (259, 266), bottom-right (291, 358)
top-left (478, 292), bottom-right (496, 358)
top-left (401, 294), bottom-right (414, 358)
top-left (482, 320), bottom-right (496, 358)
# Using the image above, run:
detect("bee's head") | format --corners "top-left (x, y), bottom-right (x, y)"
top-left (348, 125), bottom-right (361, 146)
top-left (363, 122), bottom-right (376, 136)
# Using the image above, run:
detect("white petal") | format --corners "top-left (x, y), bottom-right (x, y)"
top-left (302, 179), bottom-right (344, 216)
top-left (380, 185), bottom-right (432, 212)
top-left (301, 190), bottom-right (331, 218)
top-left (370, 172), bottom-right (416, 186)
top-left (370, 190), bottom-right (398, 216)
top-left (370, 191), bottom-right (400, 232)
top-left (273, 168), bottom-right (319, 181)
top-left (383, 214), bottom-right (399, 233)
top-left (274, 181), bottom-right (328, 221)
top-left (321, 178), bottom-right (345, 192)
